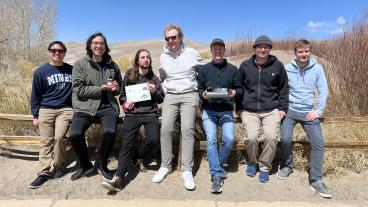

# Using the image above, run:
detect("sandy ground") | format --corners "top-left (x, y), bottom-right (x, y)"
top-left (0, 145), bottom-right (367, 206)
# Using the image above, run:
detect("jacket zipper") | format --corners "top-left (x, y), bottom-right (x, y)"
top-left (257, 69), bottom-right (261, 110)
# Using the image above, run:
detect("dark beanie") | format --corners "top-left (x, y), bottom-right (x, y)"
top-left (253, 35), bottom-right (273, 48)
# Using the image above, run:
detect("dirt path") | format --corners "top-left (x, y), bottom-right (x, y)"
top-left (0, 145), bottom-right (367, 206)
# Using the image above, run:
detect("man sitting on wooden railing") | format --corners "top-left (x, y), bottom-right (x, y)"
top-left (279, 39), bottom-right (331, 198)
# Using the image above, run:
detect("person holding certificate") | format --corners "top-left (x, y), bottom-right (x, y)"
top-left (102, 49), bottom-right (164, 192)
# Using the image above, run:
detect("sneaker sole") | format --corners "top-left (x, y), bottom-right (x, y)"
top-left (310, 186), bottom-right (332, 198)
top-left (101, 181), bottom-right (121, 192)
top-left (152, 170), bottom-right (172, 183)
top-left (29, 185), bottom-right (41, 189)
top-left (277, 175), bottom-right (288, 180)
top-left (211, 188), bottom-right (223, 194)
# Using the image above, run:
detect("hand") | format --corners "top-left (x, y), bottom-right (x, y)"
top-left (32, 118), bottom-right (39, 128)
top-left (147, 83), bottom-right (156, 93)
top-left (228, 89), bottom-right (236, 98)
top-left (123, 101), bottom-right (135, 111)
top-left (110, 81), bottom-right (120, 92)
top-left (306, 111), bottom-right (319, 121)
top-left (279, 110), bottom-right (286, 120)
top-left (236, 110), bottom-right (243, 118)
top-left (101, 84), bottom-right (112, 91)
top-left (203, 91), bottom-right (208, 100)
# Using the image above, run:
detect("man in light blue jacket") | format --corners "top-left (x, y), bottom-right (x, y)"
top-left (278, 39), bottom-right (331, 198)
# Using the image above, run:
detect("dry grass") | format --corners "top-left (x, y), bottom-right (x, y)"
top-left (0, 11), bottom-right (367, 176)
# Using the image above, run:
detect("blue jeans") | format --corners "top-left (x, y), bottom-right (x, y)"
top-left (202, 109), bottom-right (235, 177)
top-left (280, 109), bottom-right (324, 183)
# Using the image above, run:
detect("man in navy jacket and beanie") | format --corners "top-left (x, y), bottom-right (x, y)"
top-left (237, 35), bottom-right (289, 183)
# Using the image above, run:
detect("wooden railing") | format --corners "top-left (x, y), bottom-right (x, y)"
top-left (1, 113), bottom-right (368, 149)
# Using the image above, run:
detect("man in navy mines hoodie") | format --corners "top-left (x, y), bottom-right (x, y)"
top-left (29, 41), bottom-right (73, 189)
top-left (197, 38), bottom-right (243, 194)
top-left (237, 35), bottom-right (289, 183)
top-left (278, 39), bottom-right (331, 199)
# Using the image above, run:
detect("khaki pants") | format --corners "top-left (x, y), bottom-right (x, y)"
top-left (38, 108), bottom-right (73, 175)
top-left (160, 92), bottom-right (199, 171)
top-left (241, 109), bottom-right (280, 172)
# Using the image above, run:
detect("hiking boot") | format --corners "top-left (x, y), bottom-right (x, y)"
top-left (182, 171), bottom-right (196, 190)
top-left (29, 175), bottom-right (49, 189)
top-left (132, 159), bottom-right (148, 173)
top-left (259, 171), bottom-right (269, 183)
top-left (245, 164), bottom-right (257, 177)
top-left (97, 166), bottom-right (114, 180)
top-left (102, 176), bottom-right (123, 192)
top-left (211, 176), bottom-right (224, 194)
top-left (152, 167), bottom-right (171, 183)
top-left (310, 180), bottom-right (332, 198)
top-left (71, 167), bottom-right (95, 181)
top-left (278, 167), bottom-right (292, 180)
top-left (53, 168), bottom-right (66, 179)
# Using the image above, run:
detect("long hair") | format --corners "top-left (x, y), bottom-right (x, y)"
top-left (86, 32), bottom-right (110, 62)
top-left (126, 49), bottom-right (154, 85)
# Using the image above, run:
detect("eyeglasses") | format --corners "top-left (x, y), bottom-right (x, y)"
top-left (92, 41), bottom-right (106, 46)
top-left (49, 49), bottom-right (65, 54)
top-left (165, 35), bottom-right (178, 42)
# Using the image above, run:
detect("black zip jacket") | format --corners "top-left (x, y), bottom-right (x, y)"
top-left (238, 54), bottom-right (289, 113)
top-left (197, 59), bottom-right (243, 111)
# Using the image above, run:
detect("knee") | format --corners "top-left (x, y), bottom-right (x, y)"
top-left (245, 131), bottom-right (259, 144)
top-left (263, 130), bottom-right (278, 143)
top-left (69, 130), bottom-right (83, 142)
top-left (146, 136), bottom-right (158, 146)
top-left (222, 135), bottom-right (234, 146)
top-left (103, 127), bottom-right (116, 138)
top-left (207, 139), bottom-right (218, 147)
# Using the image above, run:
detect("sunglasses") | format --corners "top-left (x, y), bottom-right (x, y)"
top-left (165, 35), bottom-right (178, 42)
top-left (49, 49), bottom-right (65, 54)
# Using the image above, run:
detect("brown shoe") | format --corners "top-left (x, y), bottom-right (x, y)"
top-left (101, 176), bottom-right (123, 192)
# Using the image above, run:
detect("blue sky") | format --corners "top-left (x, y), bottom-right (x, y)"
top-left (56, 0), bottom-right (366, 44)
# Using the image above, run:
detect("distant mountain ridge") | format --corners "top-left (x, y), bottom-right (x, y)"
top-left (64, 39), bottom-right (210, 70)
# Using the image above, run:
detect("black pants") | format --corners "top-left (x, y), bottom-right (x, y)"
top-left (116, 114), bottom-right (159, 177)
top-left (69, 106), bottom-right (118, 171)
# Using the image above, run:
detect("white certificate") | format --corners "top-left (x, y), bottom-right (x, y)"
top-left (125, 83), bottom-right (151, 102)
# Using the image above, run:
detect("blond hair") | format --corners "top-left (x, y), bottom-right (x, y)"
top-left (163, 24), bottom-right (184, 38)
top-left (294, 39), bottom-right (312, 52)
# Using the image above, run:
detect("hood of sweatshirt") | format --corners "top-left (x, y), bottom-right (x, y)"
top-left (288, 59), bottom-right (316, 84)
top-left (163, 42), bottom-right (185, 57)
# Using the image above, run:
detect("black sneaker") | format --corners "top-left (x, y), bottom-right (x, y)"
top-left (29, 175), bottom-right (49, 189)
top-left (211, 176), bottom-right (223, 194)
top-left (71, 167), bottom-right (95, 181)
top-left (132, 159), bottom-right (148, 172)
top-left (53, 168), bottom-right (66, 179)
top-left (102, 176), bottom-right (124, 192)
top-left (97, 166), bottom-right (114, 180)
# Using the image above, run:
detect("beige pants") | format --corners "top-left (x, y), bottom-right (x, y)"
top-left (241, 109), bottom-right (280, 172)
top-left (38, 108), bottom-right (73, 175)
top-left (160, 92), bottom-right (199, 171)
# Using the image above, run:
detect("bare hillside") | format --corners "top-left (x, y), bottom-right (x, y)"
top-left (64, 39), bottom-right (209, 71)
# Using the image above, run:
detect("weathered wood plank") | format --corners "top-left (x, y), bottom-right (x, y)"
top-left (2, 136), bottom-right (368, 149)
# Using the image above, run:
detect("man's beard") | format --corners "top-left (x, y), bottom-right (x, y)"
top-left (140, 65), bottom-right (149, 70)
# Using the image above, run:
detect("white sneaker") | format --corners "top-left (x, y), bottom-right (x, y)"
top-left (182, 171), bottom-right (196, 190)
top-left (152, 167), bottom-right (171, 183)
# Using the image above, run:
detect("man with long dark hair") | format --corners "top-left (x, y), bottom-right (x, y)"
top-left (102, 49), bottom-right (164, 192)
top-left (69, 32), bottom-right (122, 181)
top-left (29, 41), bottom-right (73, 189)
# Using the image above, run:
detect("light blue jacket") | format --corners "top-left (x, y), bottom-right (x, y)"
top-left (284, 59), bottom-right (328, 115)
